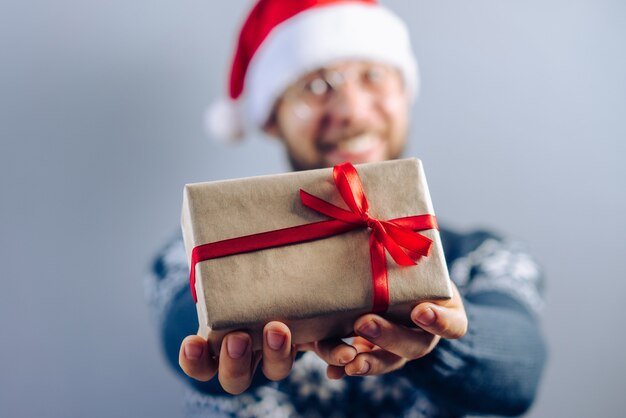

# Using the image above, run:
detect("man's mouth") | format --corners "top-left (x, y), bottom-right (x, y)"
top-left (322, 133), bottom-right (385, 165)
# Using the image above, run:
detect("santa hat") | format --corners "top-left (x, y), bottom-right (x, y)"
top-left (206, 0), bottom-right (419, 141)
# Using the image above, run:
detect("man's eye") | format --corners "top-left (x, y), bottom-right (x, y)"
top-left (306, 78), bottom-right (329, 96)
top-left (364, 67), bottom-right (386, 84)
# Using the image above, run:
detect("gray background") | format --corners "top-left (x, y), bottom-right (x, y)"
top-left (1, 0), bottom-right (624, 417)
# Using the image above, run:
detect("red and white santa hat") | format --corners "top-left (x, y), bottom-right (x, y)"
top-left (206, 0), bottom-right (419, 141)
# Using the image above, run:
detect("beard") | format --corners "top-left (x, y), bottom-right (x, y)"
top-left (285, 139), bottom-right (407, 172)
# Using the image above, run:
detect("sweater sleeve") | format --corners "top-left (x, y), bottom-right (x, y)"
top-left (399, 230), bottom-right (547, 416)
top-left (145, 231), bottom-right (272, 395)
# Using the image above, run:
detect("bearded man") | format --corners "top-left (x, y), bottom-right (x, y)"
top-left (147, 1), bottom-right (546, 417)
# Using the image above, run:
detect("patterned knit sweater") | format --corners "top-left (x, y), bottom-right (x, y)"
top-left (146, 227), bottom-right (546, 417)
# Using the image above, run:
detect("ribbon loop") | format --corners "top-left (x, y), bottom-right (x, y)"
top-left (333, 162), bottom-right (370, 217)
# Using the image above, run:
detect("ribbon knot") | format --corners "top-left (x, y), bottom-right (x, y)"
top-left (364, 216), bottom-right (378, 230)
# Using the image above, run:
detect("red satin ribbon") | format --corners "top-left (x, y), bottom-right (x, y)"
top-left (189, 162), bottom-right (438, 312)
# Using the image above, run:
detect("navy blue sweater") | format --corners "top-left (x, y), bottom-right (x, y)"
top-left (146, 227), bottom-right (546, 417)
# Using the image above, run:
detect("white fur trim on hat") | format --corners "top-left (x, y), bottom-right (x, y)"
top-left (243, 3), bottom-right (419, 131)
top-left (204, 98), bottom-right (244, 142)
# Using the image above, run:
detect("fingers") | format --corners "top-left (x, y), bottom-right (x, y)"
top-left (262, 322), bottom-right (296, 381)
top-left (313, 339), bottom-right (357, 366)
top-left (351, 336), bottom-right (375, 353)
top-left (298, 337), bottom-right (357, 381)
top-left (326, 365), bottom-right (346, 380)
top-left (344, 349), bottom-right (407, 376)
top-left (354, 315), bottom-right (438, 360)
top-left (326, 337), bottom-right (370, 379)
top-left (218, 332), bottom-right (255, 394)
top-left (411, 285), bottom-right (468, 339)
top-left (181, 323), bottom-right (301, 393)
top-left (179, 335), bottom-right (218, 382)
top-left (410, 304), bottom-right (466, 339)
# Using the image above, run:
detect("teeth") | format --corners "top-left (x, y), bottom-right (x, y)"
top-left (337, 134), bottom-right (377, 153)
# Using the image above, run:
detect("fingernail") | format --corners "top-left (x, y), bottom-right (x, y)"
top-left (415, 308), bottom-right (436, 326)
top-left (266, 331), bottom-right (285, 350)
top-left (355, 361), bottom-right (370, 375)
top-left (184, 342), bottom-right (203, 361)
top-left (227, 335), bottom-right (249, 359)
top-left (339, 350), bottom-right (356, 365)
top-left (358, 320), bottom-right (381, 339)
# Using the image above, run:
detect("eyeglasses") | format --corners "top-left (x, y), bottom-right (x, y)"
top-left (284, 63), bottom-right (402, 107)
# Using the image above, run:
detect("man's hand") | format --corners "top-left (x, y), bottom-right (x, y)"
top-left (179, 321), bottom-right (297, 394)
top-left (314, 282), bottom-right (468, 379)
top-left (178, 282), bottom-right (466, 391)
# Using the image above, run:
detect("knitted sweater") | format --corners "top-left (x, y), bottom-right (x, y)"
top-left (146, 226), bottom-right (546, 417)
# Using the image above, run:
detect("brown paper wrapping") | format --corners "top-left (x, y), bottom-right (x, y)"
top-left (181, 158), bottom-right (452, 353)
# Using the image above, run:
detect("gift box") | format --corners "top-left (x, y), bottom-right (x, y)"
top-left (181, 158), bottom-right (452, 354)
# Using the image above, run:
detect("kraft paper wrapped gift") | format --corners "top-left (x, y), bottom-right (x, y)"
top-left (181, 158), bottom-right (452, 354)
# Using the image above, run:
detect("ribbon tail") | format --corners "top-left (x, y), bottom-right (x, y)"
top-left (369, 233), bottom-right (390, 313)
top-left (382, 221), bottom-right (433, 257)
top-left (374, 226), bottom-right (416, 266)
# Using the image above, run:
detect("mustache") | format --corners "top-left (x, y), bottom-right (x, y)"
top-left (318, 128), bottom-right (375, 150)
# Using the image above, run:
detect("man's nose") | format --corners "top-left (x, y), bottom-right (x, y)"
top-left (324, 81), bottom-right (375, 128)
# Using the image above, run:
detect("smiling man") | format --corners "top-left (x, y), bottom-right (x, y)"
top-left (147, 1), bottom-right (547, 417)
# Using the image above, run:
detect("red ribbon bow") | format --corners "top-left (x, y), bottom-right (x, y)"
top-left (189, 162), bottom-right (437, 312)
top-left (300, 162), bottom-right (436, 311)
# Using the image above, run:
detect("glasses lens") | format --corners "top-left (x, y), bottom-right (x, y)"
top-left (364, 66), bottom-right (386, 85)
top-left (288, 64), bottom-right (398, 107)
top-left (307, 77), bottom-right (329, 97)
top-left (326, 70), bottom-right (346, 88)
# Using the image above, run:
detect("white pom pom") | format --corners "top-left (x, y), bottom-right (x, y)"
top-left (204, 99), bottom-right (244, 142)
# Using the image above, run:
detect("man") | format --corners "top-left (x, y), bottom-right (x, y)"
top-left (147, 1), bottom-right (546, 417)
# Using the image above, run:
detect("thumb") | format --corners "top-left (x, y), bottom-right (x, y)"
top-left (411, 303), bottom-right (468, 340)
